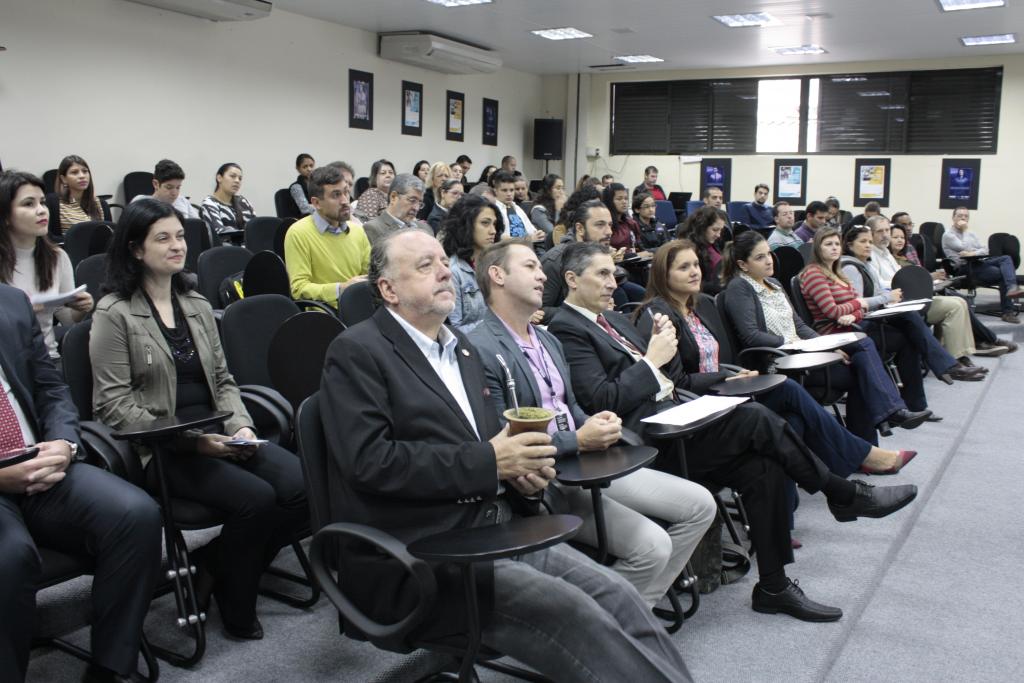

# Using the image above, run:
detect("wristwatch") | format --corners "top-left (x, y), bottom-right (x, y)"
top-left (61, 440), bottom-right (81, 462)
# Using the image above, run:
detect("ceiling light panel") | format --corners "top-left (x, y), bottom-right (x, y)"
top-left (531, 27), bottom-right (592, 40)
top-left (960, 33), bottom-right (1017, 45)
top-left (771, 44), bottom-right (827, 55)
top-left (423, 0), bottom-right (492, 6)
top-left (614, 54), bottom-right (665, 63)
top-left (938, 0), bottom-right (1005, 11)
top-left (858, 90), bottom-right (892, 96)
top-left (713, 12), bottom-right (781, 27)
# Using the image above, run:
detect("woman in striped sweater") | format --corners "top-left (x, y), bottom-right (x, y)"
top-left (798, 227), bottom-right (936, 415)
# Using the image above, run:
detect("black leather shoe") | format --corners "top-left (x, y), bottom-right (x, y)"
top-left (751, 580), bottom-right (842, 622)
top-left (995, 338), bottom-right (1018, 353)
top-left (925, 413), bottom-right (944, 422)
top-left (829, 480), bottom-right (917, 522)
top-left (224, 617), bottom-right (264, 640)
top-left (940, 365), bottom-right (985, 383)
top-left (886, 408), bottom-right (931, 430)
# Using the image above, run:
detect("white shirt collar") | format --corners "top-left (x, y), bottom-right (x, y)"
top-left (385, 308), bottom-right (457, 360)
top-left (564, 300), bottom-right (601, 324)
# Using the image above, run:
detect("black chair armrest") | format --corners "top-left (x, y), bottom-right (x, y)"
top-left (719, 363), bottom-right (742, 374)
top-left (310, 523), bottom-right (437, 643)
top-left (239, 389), bottom-right (291, 445)
top-left (556, 446), bottom-right (657, 487)
top-left (773, 351), bottom-right (844, 373)
top-left (295, 299), bottom-right (340, 318)
top-left (111, 411), bottom-right (232, 441)
top-left (674, 388), bottom-right (700, 403)
top-left (408, 514), bottom-right (581, 563)
top-left (736, 346), bottom-right (786, 372)
top-left (709, 373), bottom-right (787, 398)
top-left (79, 421), bottom-right (136, 478)
top-left (239, 385), bottom-right (294, 423)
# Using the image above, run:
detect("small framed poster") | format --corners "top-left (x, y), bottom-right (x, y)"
top-left (939, 158), bottom-right (981, 210)
top-left (446, 90), bottom-right (465, 142)
top-left (773, 158), bottom-right (807, 206)
top-left (401, 81), bottom-right (423, 136)
top-left (482, 98), bottom-right (498, 146)
top-left (700, 158), bottom-right (731, 203)
top-left (348, 69), bottom-right (373, 130)
top-left (853, 158), bottom-right (891, 207)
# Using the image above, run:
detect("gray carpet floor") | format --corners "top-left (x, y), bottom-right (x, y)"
top-left (28, 304), bottom-right (1024, 682)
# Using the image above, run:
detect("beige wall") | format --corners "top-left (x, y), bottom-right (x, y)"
top-left (0, 0), bottom-right (549, 210)
top-left (576, 54), bottom-right (1024, 242)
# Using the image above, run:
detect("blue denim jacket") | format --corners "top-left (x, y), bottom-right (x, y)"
top-left (448, 254), bottom-right (488, 333)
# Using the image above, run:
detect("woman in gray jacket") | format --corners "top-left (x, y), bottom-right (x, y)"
top-left (91, 198), bottom-right (307, 641)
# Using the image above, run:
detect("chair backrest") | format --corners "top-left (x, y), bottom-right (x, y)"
top-left (221, 294), bottom-right (301, 386)
top-left (696, 293), bottom-right (737, 364)
top-left (296, 393), bottom-right (331, 533)
top-left (797, 241), bottom-right (814, 264)
top-left (274, 188), bottom-right (301, 219)
top-left (685, 200), bottom-right (704, 217)
top-left (654, 200), bottom-right (677, 228)
top-left (354, 177), bottom-right (370, 199)
top-left (123, 171), bottom-right (154, 204)
top-left (988, 232), bottom-right (1021, 269)
top-left (773, 246), bottom-right (805, 299)
top-left (42, 169), bottom-right (58, 193)
top-left (196, 245), bottom-right (252, 307)
top-left (74, 253), bottom-right (108, 301)
top-left (909, 233), bottom-right (937, 272)
top-left (182, 217), bottom-right (213, 273)
top-left (62, 221), bottom-right (114, 269)
top-left (726, 201), bottom-right (749, 224)
top-left (242, 250), bottom-right (292, 298)
top-left (840, 256), bottom-right (874, 297)
top-left (337, 280), bottom-right (377, 328)
top-left (268, 311), bottom-right (344, 410)
top-left (789, 275), bottom-right (815, 326)
top-left (714, 290), bottom-right (743, 360)
top-left (60, 319), bottom-right (94, 421)
top-left (891, 264), bottom-right (935, 302)
top-left (244, 216), bottom-right (283, 255)
top-left (273, 217), bottom-right (295, 259)
top-left (794, 209), bottom-right (806, 224)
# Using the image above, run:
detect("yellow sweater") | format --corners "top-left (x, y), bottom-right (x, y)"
top-left (284, 215), bottom-right (370, 307)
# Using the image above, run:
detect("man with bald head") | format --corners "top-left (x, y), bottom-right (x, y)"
top-left (320, 229), bottom-right (693, 682)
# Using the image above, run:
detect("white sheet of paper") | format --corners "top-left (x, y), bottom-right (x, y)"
top-left (641, 395), bottom-right (749, 427)
top-left (865, 302), bottom-right (925, 319)
top-left (779, 332), bottom-right (861, 352)
top-left (30, 284), bottom-right (87, 309)
top-left (884, 298), bottom-right (931, 308)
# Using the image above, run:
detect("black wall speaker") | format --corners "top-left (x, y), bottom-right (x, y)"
top-left (533, 119), bottom-right (564, 160)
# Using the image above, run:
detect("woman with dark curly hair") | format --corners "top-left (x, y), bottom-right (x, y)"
top-left (676, 205), bottom-right (728, 294)
top-left (440, 194), bottom-right (503, 332)
top-left (90, 198), bottom-right (307, 640)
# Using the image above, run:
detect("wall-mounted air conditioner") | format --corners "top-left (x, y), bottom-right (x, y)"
top-left (379, 33), bottom-right (502, 75)
top-left (123, 0), bottom-right (271, 22)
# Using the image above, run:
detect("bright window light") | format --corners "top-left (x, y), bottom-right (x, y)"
top-left (831, 76), bottom-right (867, 82)
top-left (806, 78), bottom-right (820, 153)
top-left (771, 44), bottom-right (827, 55)
top-left (961, 33), bottom-right (1017, 45)
top-left (423, 0), bottom-right (492, 6)
top-left (614, 55), bottom-right (665, 63)
top-left (756, 79), bottom-right (802, 153)
top-left (531, 27), bottom-right (592, 40)
top-left (938, 0), bottom-right (1005, 11)
top-left (858, 91), bottom-right (891, 97)
top-left (713, 13), bottom-right (781, 27)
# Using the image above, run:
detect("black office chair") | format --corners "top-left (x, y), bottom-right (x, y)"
top-left (123, 171), bottom-right (154, 204)
top-left (274, 188), bottom-right (301, 219)
top-left (353, 176), bottom-right (370, 199)
top-left (239, 250), bottom-right (337, 315)
top-left (794, 209), bottom-right (806, 224)
top-left (273, 217), bottom-right (295, 259)
top-left (182, 218), bottom-right (213, 273)
top-left (891, 265), bottom-right (936, 306)
top-left (74, 253), bottom-right (108, 302)
top-left (337, 280), bottom-right (377, 328)
top-left (797, 241), bottom-right (814, 264)
top-left (243, 216), bottom-right (282, 254)
top-left (988, 232), bottom-right (1024, 285)
top-left (267, 311), bottom-right (344, 410)
top-left (909, 233), bottom-right (938, 272)
top-left (196, 246), bottom-right (252, 308)
top-left (773, 246), bottom-right (805, 300)
top-left (43, 168), bottom-right (58, 193)
top-left (299, 393), bottom-right (579, 682)
top-left (62, 221), bottom-right (114, 270)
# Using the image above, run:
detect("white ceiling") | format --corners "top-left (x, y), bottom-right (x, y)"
top-left (272, 0), bottom-right (1024, 75)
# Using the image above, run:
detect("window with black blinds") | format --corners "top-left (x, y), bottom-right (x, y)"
top-left (610, 66), bottom-right (1001, 155)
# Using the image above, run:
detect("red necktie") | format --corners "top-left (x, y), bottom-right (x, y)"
top-left (0, 387), bottom-right (27, 454)
top-left (596, 314), bottom-right (643, 357)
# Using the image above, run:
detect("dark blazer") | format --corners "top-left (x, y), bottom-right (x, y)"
top-left (44, 192), bottom-right (111, 242)
top-left (723, 276), bottom-right (817, 350)
top-left (636, 296), bottom-right (730, 388)
top-left (320, 307), bottom-right (529, 639)
top-left (548, 304), bottom-right (693, 435)
top-left (426, 203), bottom-right (448, 235)
top-left (468, 310), bottom-right (588, 458)
top-left (0, 285), bottom-right (79, 448)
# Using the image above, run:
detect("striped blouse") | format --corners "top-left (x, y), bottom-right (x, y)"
top-left (58, 198), bottom-right (94, 233)
top-left (798, 264), bottom-right (864, 334)
top-left (201, 195), bottom-right (255, 234)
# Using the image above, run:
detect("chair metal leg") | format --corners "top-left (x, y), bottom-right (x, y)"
top-left (259, 539), bottom-right (321, 609)
top-left (674, 562), bottom-right (701, 619)
top-left (652, 587), bottom-right (685, 633)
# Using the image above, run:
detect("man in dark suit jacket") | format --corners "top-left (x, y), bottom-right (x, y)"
top-left (468, 239), bottom-right (715, 607)
top-left (0, 285), bottom-right (161, 683)
top-left (321, 229), bottom-right (692, 681)
top-left (547, 241), bottom-right (918, 623)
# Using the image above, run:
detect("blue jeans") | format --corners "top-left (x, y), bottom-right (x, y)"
top-left (968, 255), bottom-right (1018, 313)
top-left (759, 378), bottom-right (872, 478)
top-left (485, 542), bottom-right (693, 682)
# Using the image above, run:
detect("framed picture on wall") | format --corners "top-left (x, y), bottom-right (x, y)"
top-left (939, 158), bottom-right (981, 210)
top-left (853, 158), bottom-right (891, 207)
top-left (773, 158), bottom-right (807, 206)
top-left (348, 69), bottom-right (373, 130)
top-left (401, 81), bottom-right (423, 136)
top-left (700, 158), bottom-right (731, 203)
top-left (482, 98), bottom-right (498, 146)
top-left (446, 90), bottom-right (465, 142)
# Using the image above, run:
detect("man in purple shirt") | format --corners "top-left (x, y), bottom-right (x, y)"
top-left (468, 237), bottom-right (716, 608)
top-left (794, 200), bottom-right (829, 242)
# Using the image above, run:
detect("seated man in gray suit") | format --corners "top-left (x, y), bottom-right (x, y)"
top-left (468, 237), bottom-right (716, 607)
top-left (361, 173), bottom-right (432, 247)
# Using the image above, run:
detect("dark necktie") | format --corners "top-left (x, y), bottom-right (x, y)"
top-left (0, 387), bottom-right (27, 453)
top-left (596, 314), bottom-right (643, 357)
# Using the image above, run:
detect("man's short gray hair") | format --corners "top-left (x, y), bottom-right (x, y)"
top-left (368, 228), bottom-right (424, 306)
top-left (560, 241), bottom-right (612, 283)
top-left (389, 173), bottom-right (424, 199)
top-left (866, 214), bottom-right (889, 231)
